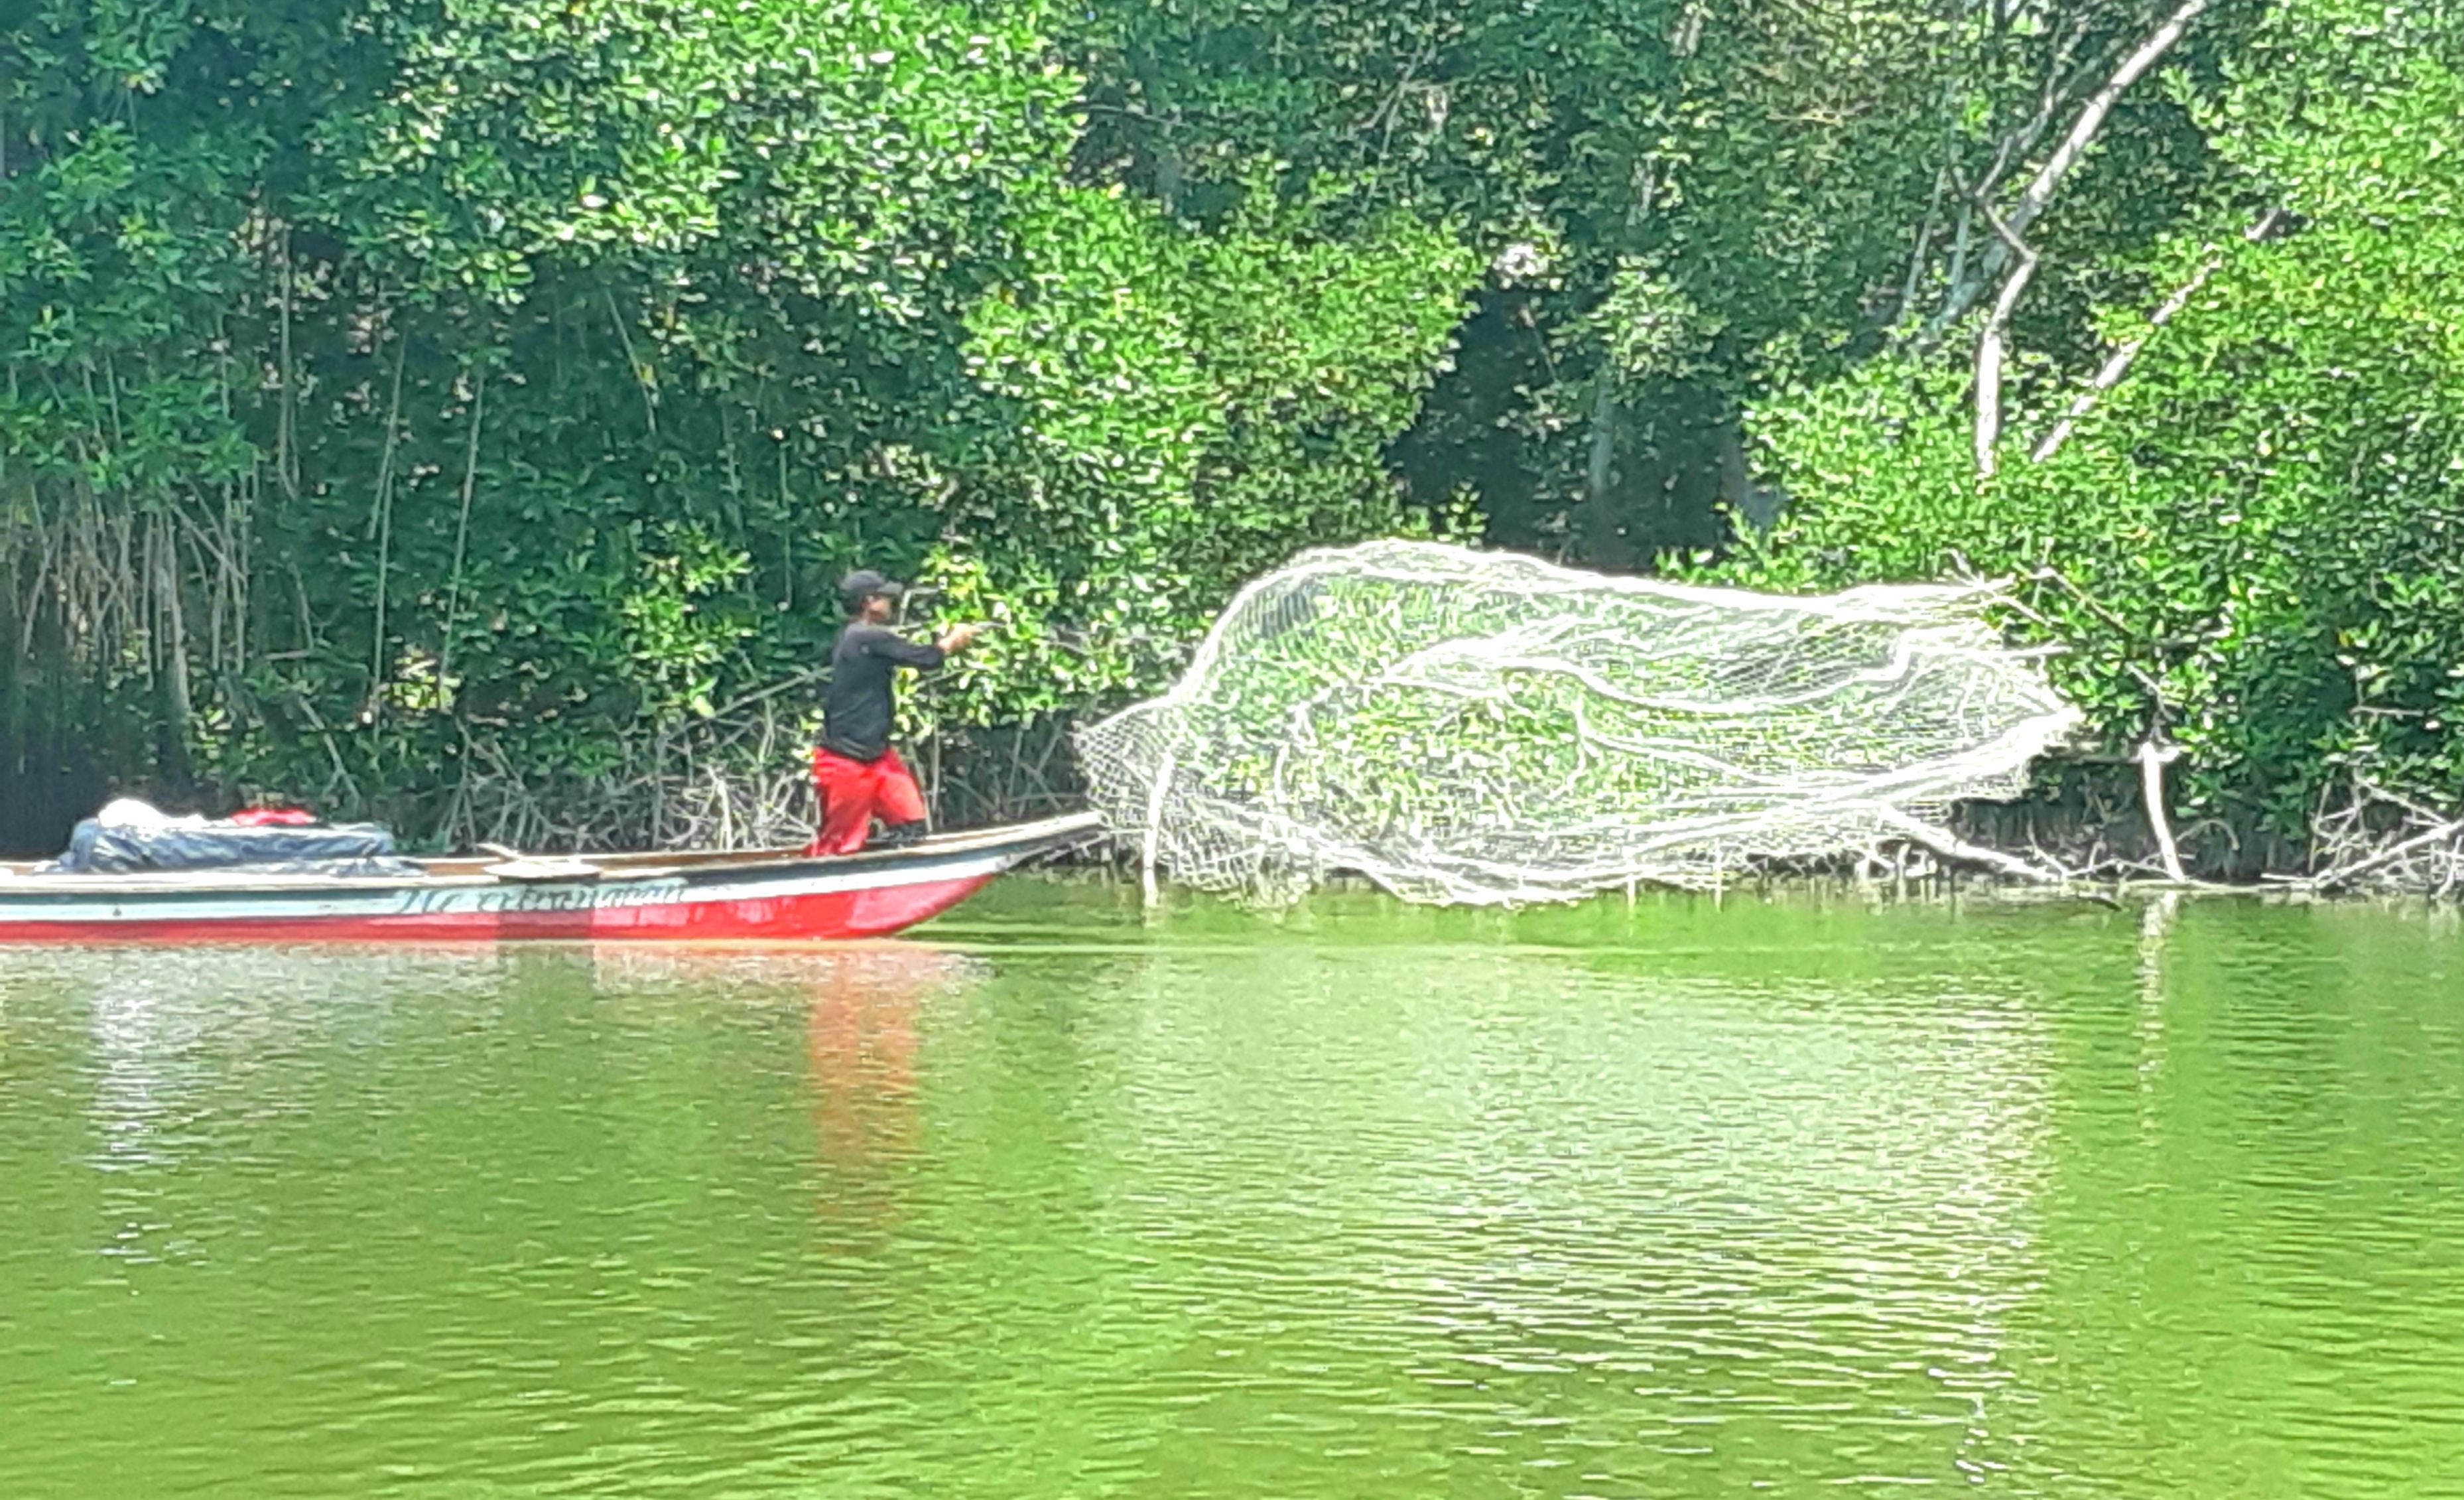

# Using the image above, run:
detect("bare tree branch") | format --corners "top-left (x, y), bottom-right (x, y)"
top-left (2031, 207), bottom-right (2285, 462)
top-left (1921, 9), bottom-right (2098, 340)
top-left (1931, 0), bottom-right (2215, 338)
top-left (2008, 0), bottom-right (2215, 242)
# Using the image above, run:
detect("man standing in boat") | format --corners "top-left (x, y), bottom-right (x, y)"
top-left (809, 570), bottom-right (978, 855)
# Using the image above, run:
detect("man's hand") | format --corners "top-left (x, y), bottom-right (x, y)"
top-left (935, 622), bottom-right (982, 654)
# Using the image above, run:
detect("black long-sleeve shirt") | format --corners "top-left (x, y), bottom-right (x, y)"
top-left (820, 622), bottom-right (944, 762)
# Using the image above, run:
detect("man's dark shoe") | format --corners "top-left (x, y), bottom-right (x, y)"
top-left (869, 820), bottom-right (929, 851)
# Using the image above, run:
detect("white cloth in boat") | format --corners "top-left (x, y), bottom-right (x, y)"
top-left (95, 798), bottom-right (208, 830)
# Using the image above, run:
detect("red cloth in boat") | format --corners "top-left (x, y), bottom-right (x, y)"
top-left (230, 807), bottom-right (317, 827)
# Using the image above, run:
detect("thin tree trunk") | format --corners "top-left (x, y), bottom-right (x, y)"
top-left (1583, 381), bottom-right (1624, 567)
top-left (276, 227), bottom-right (301, 501)
top-left (1973, 212), bottom-right (2038, 476)
top-left (605, 289), bottom-right (659, 435)
top-left (367, 330), bottom-right (410, 705)
top-left (440, 369), bottom-right (488, 693)
top-left (154, 513), bottom-right (194, 789)
top-left (1898, 167), bottom-right (1949, 321)
top-left (2138, 740), bottom-right (2187, 882)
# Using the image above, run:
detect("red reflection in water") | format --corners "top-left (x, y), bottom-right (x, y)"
top-left (807, 956), bottom-right (921, 1166)
top-left (582, 943), bottom-right (975, 1229)
top-left (801, 946), bottom-right (978, 1229)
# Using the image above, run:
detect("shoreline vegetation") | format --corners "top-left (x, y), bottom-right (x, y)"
top-left (6, 1), bottom-right (2461, 894)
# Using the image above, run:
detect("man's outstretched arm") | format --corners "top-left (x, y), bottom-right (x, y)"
top-left (869, 621), bottom-right (977, 668)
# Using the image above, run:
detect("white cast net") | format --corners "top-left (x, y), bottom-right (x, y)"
top-left (1074, 540), bottom-right (2082, 905)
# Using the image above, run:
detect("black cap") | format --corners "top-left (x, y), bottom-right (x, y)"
top-left (838, 569), bottom-right (905, 606)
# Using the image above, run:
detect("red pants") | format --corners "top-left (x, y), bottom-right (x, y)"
top-left (808, 747), bottom-right (927, 855)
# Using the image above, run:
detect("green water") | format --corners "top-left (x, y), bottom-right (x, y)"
top-left (3, 886), bottom-right (2461, 1497)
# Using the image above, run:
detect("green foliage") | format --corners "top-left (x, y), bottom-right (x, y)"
top-left (1, 0), bottom-right (1471, 841)
top-left (1713, 0), bottom-right (2464, 828)
top-left (620, 526), bottom-right (755, 724)
top-left (1061, 0), bottom-right (2222, 553)
top-left (950, 178), bottom-right (1473, 720)
top-left (6, 0), bottom-right (2459, 856)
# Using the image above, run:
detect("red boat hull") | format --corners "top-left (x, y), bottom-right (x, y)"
top-left (0, 815), bottom-right (1095, 945)
top-left (0, 872), bottom-right (996, 945)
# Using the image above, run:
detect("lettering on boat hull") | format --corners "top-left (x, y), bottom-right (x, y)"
top-left (389, 881), bottom-right (688, 917)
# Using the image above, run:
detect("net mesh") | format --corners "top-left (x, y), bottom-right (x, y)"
top-left (1074, 540), bottom-right (2082, 905)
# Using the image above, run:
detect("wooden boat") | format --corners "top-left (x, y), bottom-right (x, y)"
top-left (0, 812), bottom-right (1100, 945)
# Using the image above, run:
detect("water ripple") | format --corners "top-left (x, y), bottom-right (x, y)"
top-left (3, 894), bottom-right (2461, 1496)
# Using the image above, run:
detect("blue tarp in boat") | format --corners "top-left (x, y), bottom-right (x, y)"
top-left (46, 819), bottom-right (421, 877)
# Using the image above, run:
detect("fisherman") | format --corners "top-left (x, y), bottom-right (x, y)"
top-left (808, 569), bottom-right (978, 855)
